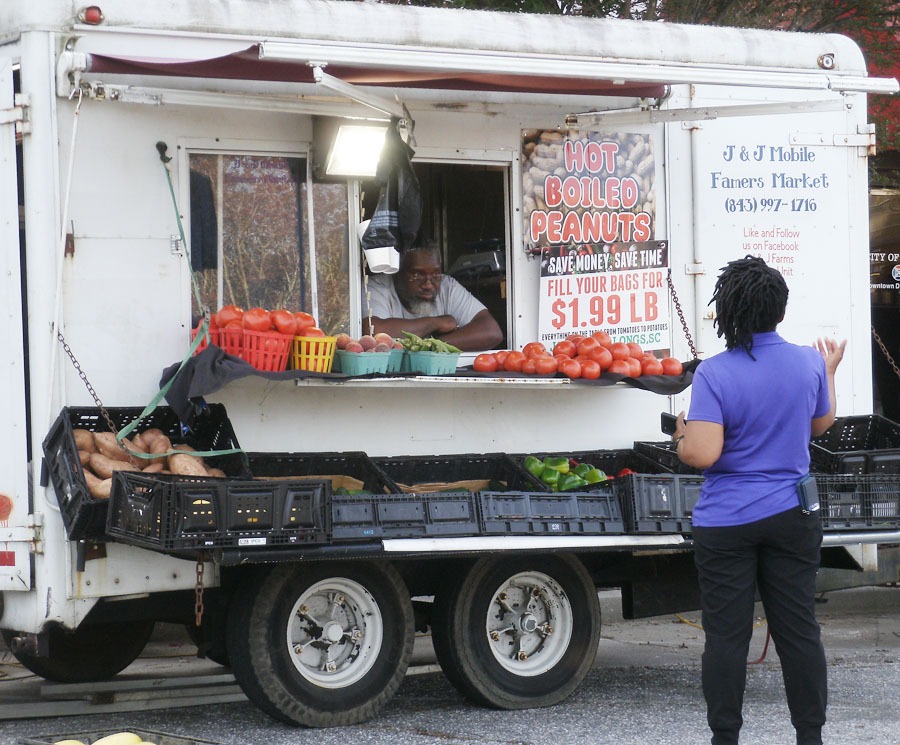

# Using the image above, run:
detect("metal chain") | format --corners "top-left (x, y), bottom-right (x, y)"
top-left (667, 269), bottom-right (698, 359)
top-left (194, 552), bottom-right (206, 626)
top-left (56, 331), bottom-right (139, 465)
top-left (872, 325), bottom-right (900, 381)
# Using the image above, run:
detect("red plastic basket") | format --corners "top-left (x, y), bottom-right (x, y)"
top-left (217, 326), bottom-right (244, 357)
top-left (190, 326), bottom-right (220, 356)
top-left (242, 330), bottom-right (293, 371)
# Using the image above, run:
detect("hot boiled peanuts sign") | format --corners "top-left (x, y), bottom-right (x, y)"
top-left (521, 129), bottom-right (670, 352)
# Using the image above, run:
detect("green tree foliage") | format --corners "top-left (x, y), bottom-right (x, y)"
top-left (396, 0), bottom-right (900, 150)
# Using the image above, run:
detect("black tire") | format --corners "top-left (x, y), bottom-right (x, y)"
top-left (432, 554), bottom-right (600, 710)
top-left (1, 620), bottom-right (155, 683)
top-left (184, 621), bottom-right (229, 667)
top-left (225, 561), bottom-right (414, 728)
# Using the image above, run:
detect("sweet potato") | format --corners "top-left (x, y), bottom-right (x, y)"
top-left (142, 462), bottom-right (164, 474)
top-left (83, 470), bottom-right (112, 500)
top-left (93, 432), bottom-right (130, 462)
top-left (78, 450), bottom-right (92, 467)
top-left (89, 452), bottom-right (141, 480)
top-left (141, 428), bottom-right (167, 446)
top-left (167, 452), bottom-right (208, 477)
top-left (73, 429), bottom-right (96, 453)
top-left (147, 435), bottom-right (172, 466)
top-left (206, 467), bottom-right (226, 478)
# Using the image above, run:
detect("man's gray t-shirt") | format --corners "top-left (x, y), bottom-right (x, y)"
top-left (363, 274), bottom-right (486, 327)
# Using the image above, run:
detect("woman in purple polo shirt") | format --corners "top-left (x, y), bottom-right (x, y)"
top-left (672, 256), bottom-right (845, 745)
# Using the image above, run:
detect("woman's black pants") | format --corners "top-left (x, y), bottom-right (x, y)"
top-left (693, 506), bottom-right (827, 745)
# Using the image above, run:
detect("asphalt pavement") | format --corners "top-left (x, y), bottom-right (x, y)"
top-left (1, 585), bottom-right (898, 745)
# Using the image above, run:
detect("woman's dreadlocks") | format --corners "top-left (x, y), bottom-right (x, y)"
top-left (711, 255), bottom-right (788, 357)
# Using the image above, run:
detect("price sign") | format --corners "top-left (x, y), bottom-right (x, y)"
top-left (537, 241), bottom-right (671, 352)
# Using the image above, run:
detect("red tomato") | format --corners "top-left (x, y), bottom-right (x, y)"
top-left (293, 311), bottom-right (317, 333)
top-left (576, 338), bottom-right (600, 356)
top-left (553, 340), bottom-right (576, 357)
top-left (224, 319), bottom-right (242, 330)
top-left (242, 307), bottom-right (272, 332)
top-left (589, 346), bottom-right (613, 370)
top-left (642, 358), bottom-right (664, 375)
top-left (302, 327), bottom-right (326, 338)
top-left (566, 334), bottom-right (586, 345)
top-left (270, 309), bottom-right (297, 336)
top-left (607, 359), bottom-right (631, 375)
top-left (609, 342), bottom-right (630, 361)
top-left (661, 357), bottom-right (684, 376)
top-left (580, 359), bottom-right (601, 379)
top-left (494, 350), bottom-right (510, 367)
top-left (625, 357), bottom-right (642, 377)
top-left (559, 359), bottom-right (582, 379)
top-left (473, 353), bottom-right (498, 372)
top-left (207, 313), bottom-right (219, 329)
top-left (573, 355), bottom-right (593, 366)
top-left (216, 304), bottom-right (244, 327)
top-left (626, 342), bottom-right (643, 359)
top-left (521, 358), bottom-right (537, 374)
top-left (505, 351), bottom-right (527, 372)
top-left (522, 341), bottom-right (547, 359)
top-left (534, 356), bottom-right (559, 375)
top-left (591, 331), bottom-right (612, 348)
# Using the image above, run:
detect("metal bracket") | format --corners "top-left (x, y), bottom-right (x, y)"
top-left (0, 93), bottom-right (31, 136)
top-left (0, 512), bottom-right (43, 555)
top-left (684, 263), bottom-right (705, 276)
top-left (790, 124), bottom-right (876, 157)
top-left (310, 64), bottom-right (407, 121)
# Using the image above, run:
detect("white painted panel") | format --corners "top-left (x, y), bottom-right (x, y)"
top-left (0, 57), bottom-right (32, 591)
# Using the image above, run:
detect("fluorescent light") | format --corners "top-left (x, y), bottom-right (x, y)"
top-left (326, 125), bottom-right (388, 177)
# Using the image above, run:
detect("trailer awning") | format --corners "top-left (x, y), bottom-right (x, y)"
top-left (84, 45), bottom-right (669, 99)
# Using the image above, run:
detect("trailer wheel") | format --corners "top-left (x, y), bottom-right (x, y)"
top-left (226, 561), bottom-right (413, 727)
top-left (1, 620), bottom-right (154, 683)
top-left (432, 554), bottom-right (600, 710)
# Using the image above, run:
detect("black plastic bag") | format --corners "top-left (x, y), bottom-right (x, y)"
top-left (361, 122), bottom-right (422, 253)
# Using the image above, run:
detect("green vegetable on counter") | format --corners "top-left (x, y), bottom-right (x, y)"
top-left (572, 463), bottom-right (592, 478)
top-left (523, 455), bottom-right (545, 478)
top-left (583, 468), bottom-right (607, 484)
top-left (543, 456), bottom-right (570, 475)
top-left (539, 466), bottom-right (561, 488)
top-left (399, 331), bottom-right (461, 354)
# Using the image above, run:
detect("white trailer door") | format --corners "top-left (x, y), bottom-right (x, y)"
top-left (0, 57), bottom-right (33, 591)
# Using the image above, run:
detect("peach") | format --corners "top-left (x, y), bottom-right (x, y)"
top-left (359, 335), bottom-right (377, 351)
top-left (374, 332), bottom-right (393, 347)
top-left (392, 340), bottom-right (403, 349)
top-left (374, 343), bottom-right (392, 353)
top-left (345, 341), bottom-right (364, 353)
top-left (335, 332), bottom-right (352, 350)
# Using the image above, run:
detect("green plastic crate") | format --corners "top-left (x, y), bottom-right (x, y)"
top-left (403, 350), bottom-right (460, 375)
top-left (334, 350), bottom-right (390, 375)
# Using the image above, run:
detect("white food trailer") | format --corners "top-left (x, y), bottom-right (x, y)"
top-left (1, 0), bottom-right (898, 728)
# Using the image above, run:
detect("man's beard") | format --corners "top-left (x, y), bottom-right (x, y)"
top-left (407, 298), bottom-right (439, 317)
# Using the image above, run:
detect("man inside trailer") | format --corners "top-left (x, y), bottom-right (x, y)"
top-left (362, 241), bottom-right (504, 352)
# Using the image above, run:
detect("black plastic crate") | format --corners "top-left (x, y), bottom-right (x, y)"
top-left (248, 452), bottom-right (397, 494)
top-left (616, 474), bottom-right (702, 534)
top-left (479, 488), bottom-right (625, 534)
top-left (815, 474), bottom-right (900, 530)
top-left (634, 441), bottom-right (703, 475)
top-left (810, 415), bottom-right (900, 474)
top-left (42, 404), bottom-right (249, 540)
top-left (372, 453), bottom-right (547, 494)
top-left (106, 471), bottom-right (330, 554)
top-left (332, 492), bottom-right (479, 540)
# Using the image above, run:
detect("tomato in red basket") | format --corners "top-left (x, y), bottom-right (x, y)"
top-left (473, 353), bottom-right (498, 372)
top-left (271, 309), bottom-right (297, 336)
top-left (302, 327), bottom-right (326, 338)
top-left (216, 304), bottom-right (244, 327)
top-left (661, 357), bottom-right (684, 376)
top-left (243, 307), bottom-right (272, 332)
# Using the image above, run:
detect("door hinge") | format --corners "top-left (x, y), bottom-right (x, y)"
top-left (0, 512), bottom-right (43, 555)
top-left (790, 124), bottom-right (876, 156)
top-left (684, 262), bottom-right (705, 276)
top-left (0, 93), bottom-right (31, 137)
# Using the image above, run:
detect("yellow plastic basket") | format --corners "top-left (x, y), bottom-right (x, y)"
top-left (290, 335), bottom-right (337, 372)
